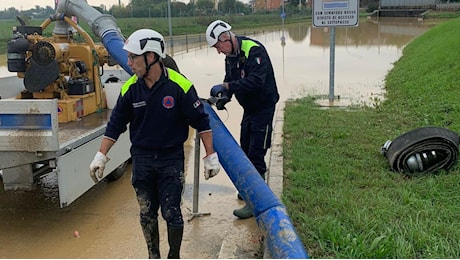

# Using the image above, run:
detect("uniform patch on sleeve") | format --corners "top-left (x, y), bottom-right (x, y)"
top-left (255, 57), bottom-right (261, 64)
top-left (193, 99), bottom-right (201, 108)
top-left (163, 96), bottom-right (175, 109)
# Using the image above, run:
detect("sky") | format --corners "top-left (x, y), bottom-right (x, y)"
top-left (0, 0), bottom-right (130, 10)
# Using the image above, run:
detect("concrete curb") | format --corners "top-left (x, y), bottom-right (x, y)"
top-left (267, 101), bottom-right (286, 200)
top-left (263, 101), bottom-right (286, 259)
top-left (217, 101), bottom-right (286, 259)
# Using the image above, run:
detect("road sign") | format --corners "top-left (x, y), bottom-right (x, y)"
top-left (312, 0), bottom-right (359, 27)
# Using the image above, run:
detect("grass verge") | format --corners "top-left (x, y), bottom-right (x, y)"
top-left (283, 17), bottom-right (460, 258)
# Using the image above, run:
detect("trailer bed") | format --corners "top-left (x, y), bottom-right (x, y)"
top-left (57, 109), bottom-right (112, 155)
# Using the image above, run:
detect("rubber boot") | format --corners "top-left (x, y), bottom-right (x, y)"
top-left (167, 226), bottom-right (183, 259)
top-left (233, 204), bottom-right (253, 219)
top-left (140, 218), bottom-right (161, 259)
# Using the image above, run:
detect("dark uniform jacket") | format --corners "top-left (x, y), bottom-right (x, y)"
top-left (225, 36), bottom-right (279, 113)
top-left (104, 65), bottom-right (210, 156)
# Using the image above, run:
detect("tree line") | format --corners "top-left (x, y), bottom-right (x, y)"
top-left (2, 0), bottom-right (459, 20)
top-left (0, 0), bottom-right (320, 20)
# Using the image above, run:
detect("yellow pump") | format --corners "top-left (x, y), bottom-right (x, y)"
top-left (8, 15), bottom-right (114, 123)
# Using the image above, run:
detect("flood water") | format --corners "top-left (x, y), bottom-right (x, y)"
top-left (0, 17), bottom-right (439, 258)
top-left (171, 17), bottom-right (437, 107)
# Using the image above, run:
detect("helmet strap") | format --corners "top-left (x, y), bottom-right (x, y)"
top-left (225, 32), bottom-right (237, 56)
top-left (230, 37), bottom-right (235, 55)
top-left (143, 52), bottom-right (160, 78)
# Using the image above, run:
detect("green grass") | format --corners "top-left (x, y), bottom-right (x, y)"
top-left (283, 17), bottom-right (460, 258)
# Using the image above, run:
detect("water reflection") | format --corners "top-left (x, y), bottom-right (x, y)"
top-left (173, 17), bottom-right (435, 107)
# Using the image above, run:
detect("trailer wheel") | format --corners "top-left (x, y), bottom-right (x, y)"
top-left (106, 160), bottom-right (128, 182)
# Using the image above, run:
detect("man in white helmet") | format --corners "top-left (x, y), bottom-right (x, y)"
top-left (206, 20), bottom-right (280, 219)
top-left (89, 29), bottom-right (220, 258)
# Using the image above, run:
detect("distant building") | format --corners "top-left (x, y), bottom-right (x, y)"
top-left (380, 0), bottom-right (437, 9)
top-left (376, 0), bottom-right (438, 17)
top-left (253, 0), bottom-right (283, 11)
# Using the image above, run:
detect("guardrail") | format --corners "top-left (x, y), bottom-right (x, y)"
top-left (165, 28), bottom-right (279, 56)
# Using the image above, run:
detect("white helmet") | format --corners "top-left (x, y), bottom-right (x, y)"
top-left (206, 20), bottom-right (232, 47)
top-left (123, 29), bottom-right (166, 58)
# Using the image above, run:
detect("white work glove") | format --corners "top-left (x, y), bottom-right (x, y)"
top-left (203, 152), bottom-right (220, 180)
top-left (89, 151), bottom-right (110, 183)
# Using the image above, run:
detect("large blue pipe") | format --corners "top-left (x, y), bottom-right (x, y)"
top-left (203, 102), bottom-right (308, 259)
top-left (101, 30), bottom-right (133, 75)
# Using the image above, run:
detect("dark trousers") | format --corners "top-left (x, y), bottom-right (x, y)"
top-left (131, 152), bottom-right (185, 258)
top-left (131, 153), bottom-right (185, 227)
top-left (240, 104), bottom-right (276, 179)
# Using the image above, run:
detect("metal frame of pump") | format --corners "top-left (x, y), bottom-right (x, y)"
top-left (8, 14), bottom-right (111, 121)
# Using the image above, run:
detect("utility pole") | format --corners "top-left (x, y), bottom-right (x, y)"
top-left (168, 0), bottom-right (173, 48)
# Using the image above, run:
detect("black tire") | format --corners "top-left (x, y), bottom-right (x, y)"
top-left (106, 160), bottom-right (129, 182)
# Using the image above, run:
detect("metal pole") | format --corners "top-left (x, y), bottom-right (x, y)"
top-left (329, 27), bottom-right (335, 102)
top-left (167, 0), bottom-right (173, 48)
top-left (187, 130), bottom-right (210, 221)
top-left (192, 131), bottom-right (200, 212)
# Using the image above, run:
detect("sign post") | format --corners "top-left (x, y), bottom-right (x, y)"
top-left (312, 0), bottom-right (359, 102)
top-left (313, 0), bottom-right (359, 27)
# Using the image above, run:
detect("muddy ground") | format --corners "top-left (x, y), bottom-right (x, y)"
top-left (0, 151), bottom-right (264, 258)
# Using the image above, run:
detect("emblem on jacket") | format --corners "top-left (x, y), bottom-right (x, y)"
top-left (133, 101), bottom-right (146, 108)
top-left (163, 96), bottom-right (175, 109)
top-left (193, 99), bottom-right (201, 108)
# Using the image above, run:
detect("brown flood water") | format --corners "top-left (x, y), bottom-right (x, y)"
top-left (0, 17), bottom-right (438, 258)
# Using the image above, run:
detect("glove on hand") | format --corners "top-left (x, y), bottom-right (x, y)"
top-left (216, 96), bottom-right (230, 110)
top-left (210, 84), bottom-right (228, 98)
top-left (203, 152), bottom-right (220, 180)
top-left (89, 151), bottom-right (110, 183)
top-left (210, 84), bottom-right (231, 110)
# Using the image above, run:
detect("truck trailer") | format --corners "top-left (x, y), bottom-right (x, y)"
top-left (0, 0), bottom-right (132, 207)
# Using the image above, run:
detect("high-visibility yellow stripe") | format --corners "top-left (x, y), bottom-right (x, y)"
top-left (241, 40), bottom-right (259, 59)
top-left (167, 68), bottom-right (193, 93)
top-left (121, 75), bottom-right (137, 96)
top-left (120, 69), bottom-right (192, 96)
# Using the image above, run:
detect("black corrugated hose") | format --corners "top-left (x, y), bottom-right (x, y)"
top-left (381, 126), bottom-right (459, 174)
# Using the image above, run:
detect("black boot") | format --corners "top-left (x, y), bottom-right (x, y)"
top-left (141, 218), bottom-right (161, 259)
top-left (233, 204), bottom-right (253, 219)
top-left (167, 226), bottom-right (184, 259)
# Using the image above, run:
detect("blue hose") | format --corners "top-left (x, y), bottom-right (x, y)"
top-left (102, 30), bottom-right (133, 75)
top-left (203, 102), bottom-right (308, 259)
